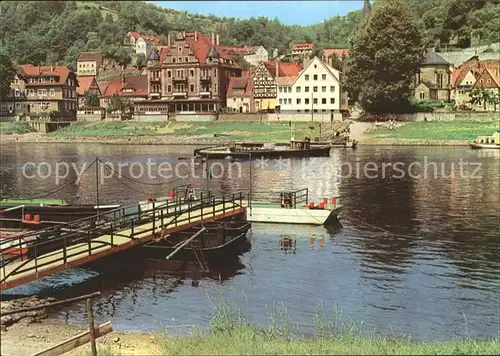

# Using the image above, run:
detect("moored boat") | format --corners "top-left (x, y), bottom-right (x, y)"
top-left (194, 140), bottom-right (331, 160)
top-left (244, 189), bottom-right (343, 225)
top-left (469, 131), bottom-right (500, 149)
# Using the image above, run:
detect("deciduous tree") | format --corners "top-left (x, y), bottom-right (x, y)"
top-left (344, 0), bottom-right (422, 113)
top-left (0, 53), bottom-right (16, 101)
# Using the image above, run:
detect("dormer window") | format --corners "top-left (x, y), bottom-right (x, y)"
top-left (178, 46), bottom-right (182, 53)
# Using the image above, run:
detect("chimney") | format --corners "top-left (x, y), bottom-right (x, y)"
top-left (195, 31), bottom-right (198, 41)
top-left (167, 33), bottom-right (171, 46)
top-left (216, 34), bottom-right (220, 46)
top-left (275, 60), bottom-right (280, 79)
top-left (212, 33), bottom-right (215, 45)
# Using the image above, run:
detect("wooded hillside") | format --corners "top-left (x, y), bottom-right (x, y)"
top-left (0, 0), bottom-right (497, 67)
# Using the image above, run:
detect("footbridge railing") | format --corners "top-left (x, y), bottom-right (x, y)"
top-left (0, 192), bottom-right (244, 288)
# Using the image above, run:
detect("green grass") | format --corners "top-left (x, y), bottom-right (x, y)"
top-left (0, 122), bottom-right (35, 135)
top-left (366, 121), bottom-right (500, 141)
top-left (50, 121), bottom-right (322, 141)
top-left (153, 295), bottom-right (499, 355)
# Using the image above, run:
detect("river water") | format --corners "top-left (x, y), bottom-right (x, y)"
top-left (0, 143), bottom-right (499, 340)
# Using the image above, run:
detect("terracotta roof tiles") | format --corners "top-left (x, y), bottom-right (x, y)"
top-left (227, 77), bottom-right (253, 98)
top-left (102, 75), bottom-right (148, 97)
top-left (16, 65), bottom-right (74, 86)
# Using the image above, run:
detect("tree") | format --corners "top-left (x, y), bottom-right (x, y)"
top-left (329, 53), bottom-right (347, 71)
top-left (106, 94), bottom-right (132, 113)
top-left (83, 91), bottom-right (100, 108)
top-left (0, 53), bottom-right (16, 101)
top-left (344, 0), bottom-right (423, 113)
top-left (469, 88), bottom-right (494, 111)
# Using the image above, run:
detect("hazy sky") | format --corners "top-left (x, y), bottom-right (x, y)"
top-left (155, 1), bottom-right (365, 26)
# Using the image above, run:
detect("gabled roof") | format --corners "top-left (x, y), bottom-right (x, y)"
top-left (422, 52), bottom-right (450, 66)
top-left (284, 56), bottom-right (340, 88)
top-left (180, 32), bottom-right (234, 65)
top-left (76, 76), bottom-right (99, 96)
top-left (451, 68), bottom-right (475, 88)
top-left (262, 61), bottom-right (303, 78)
top-left (16, 65), bottom-right (74, 86)
top-left (77, 52), bottom-right (104, 63)
top-left (147, 48), bottom-right (160, 61)
top-left (128, 32), bottom-right (160, 46)
top-left (276, 76), bottom-right (296, 87)
top-left (158, 46), bottom-right (169, 63)
top-left (102, 75), bottom-right (148, 97)
top-left (473, 67), bottom-right (500, 88)
top-left (227, 77), bottom-right (253, 98)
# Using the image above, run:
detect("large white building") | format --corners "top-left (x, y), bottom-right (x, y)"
top-left (277, 56), bottom-right (347, 114)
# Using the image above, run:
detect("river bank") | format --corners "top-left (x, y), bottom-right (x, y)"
top-left (1, 316), bottom-right (498, 355)
top-left (1, 120), bottom-right (497, 146)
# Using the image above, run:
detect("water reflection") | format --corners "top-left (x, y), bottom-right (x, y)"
top-left (0, 143), bottom-right (498, 340)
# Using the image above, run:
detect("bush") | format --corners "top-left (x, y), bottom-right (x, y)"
top-left (409, 98), bottom-right (448, 113)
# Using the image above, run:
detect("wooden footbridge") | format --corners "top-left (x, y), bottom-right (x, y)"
top-left (0, 193), bottom-right (245, 291)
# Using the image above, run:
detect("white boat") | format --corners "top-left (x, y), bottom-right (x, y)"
top-left (243, 189), bottom-right (343, 226)
top-left (469, 131), bottom-right (500, 149)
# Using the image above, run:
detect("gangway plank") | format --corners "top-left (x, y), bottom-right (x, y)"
top-left (1, 197), bottom-right (244, 291)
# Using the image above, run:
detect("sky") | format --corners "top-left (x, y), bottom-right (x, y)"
top-left (154, 1), bottom-right (365, 26)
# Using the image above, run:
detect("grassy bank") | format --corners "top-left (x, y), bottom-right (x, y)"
top-left (0, 122), bottom-right (34, 135)
top-left (50, 121), bottom-right (321, 142)
top-left (365, 121), bottom-right (499, 142)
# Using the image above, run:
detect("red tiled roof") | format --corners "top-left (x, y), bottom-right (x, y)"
top-left (451, 68), bottom-right (469, 88)
top-left (219, 46), bottom-right (246, 56)
top-left (456, 58), bottom-right (500, 86)
top-left (227, 77), bottom-right (253, 98)
top-left (323, 48), bottom-right (350, 58)
top-left (158, 46), bottom-right (169, 63)
top-left (183, 32), bottom-right (234, 64)
top-left (98, 81), bottom-right (109, 96)
top-left (103, 75), bottom-right (148, 97)
top-left (76, 76), bottom-right (99, 96)
top-left (292, 43), bottom-right (313, 51)
top-left (128, 32), bottom-right (160, 46)
top-left (263, 61), bottom-right (303, 78)
top-left (77, 52), bottom-right (104, 63)
top-left (17, 65), bottom-right (74, 86)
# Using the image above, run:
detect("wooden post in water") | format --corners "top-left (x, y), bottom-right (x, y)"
top-left (87, 299), bottom-right (97, 356)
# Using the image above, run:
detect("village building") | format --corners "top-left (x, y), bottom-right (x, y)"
top-left (276, 56), bottom-right (347, 115)
top-left (414, 51), bottom-right (452, 101)
top-left (472, 68), bottom-right (500, 111)
top-left (76, 76), bottom-right (101, 108)
top-left (1, 65), bottom-right (78, 120)
top-left (291, 43), bottom-right (313, 60)
top-left (452, 69), bottom-right (477, 108)
top-left (226, 77), bottom-right (254, 113)
top-left (252, 60), bottom-right (302, 112)
top-left (138, 31), bottom-right (241, 117)
top-left (100, 75), bottom-right (148, 108)
top-left (76, 52), bottom-right (104, 77)
top-left (219, 45), bottom-right (269, 67)
top-left (321, 49), bottom-right (349, 68)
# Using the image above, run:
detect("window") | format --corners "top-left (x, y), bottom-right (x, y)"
top-left (297, 98), bottom-right (301, 104)
top-left (167, 85), bottom-right (172, 92)
top-left (167, 70), bottom-right (171, 78)
top-left (49, 89), bottom-right (55, 97)
top-left (190, 69), bottom-right (194, 77)
top-left (313, 98), bottom-right (318, 104)
top-left (313, 86), bottom-right (318, 93)
top-left (28, 89), bottom-right (34, 96)
top-left (50, 78), bottom-right (55, 83)
top-left (190, 84), bottom-right (194, 92)
top-left (305, 86), bottom-right (309, 92)
top-left (314, 109), bottom-right (318, 113)
top-left (15, 89), bottom-right (20, 97)
top-left (305, 74), bottom-right (309, 81)
top-left (330, 98), bottom-right (335, 104)
top-left (233, 98), bottom-right (236, 102)
top-left (480, 79), bottom-right (484, 83)
top-left (279, 99), bottom-right (283, 104)
top-left (296, 86), bottom-right (301, 93)
top-left (288, 98), bottom-right (291, 104)
top-left (322, 74), bottom-right (326, 80)
top-left (305, 98), bottom-right (310, 104)
top-left (185, 57), bottom-right (189, 62)
top-left (15, 102), bottom-right (21, 109)
top-left (214, 69), bottom-right (217, 78)
top-left (330, 86), bottom-right (335, 92)
top-left (322, 86), bottom-right (327, 92)
top-left (178, 46), bottom-right (182, 53)
top-left (313, 74), bottom-right (318, 80)
top-left (419, 92), bottom-right (425, 99)
top-left (214, 83), bottom-right (217, 92)
top-left (322, 98), bottom-right (326, 104)
top-left (279, 87), bottom-right (283, 93)
top-left (487, 79), bottom-right (492, 83)
top-left (172, 58), bottom-right (176, 63)
top-left (14, 77), bottom-right (19, 84)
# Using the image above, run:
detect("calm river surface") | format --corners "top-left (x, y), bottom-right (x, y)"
top-left (0, 143), bottom-right (499, 340)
